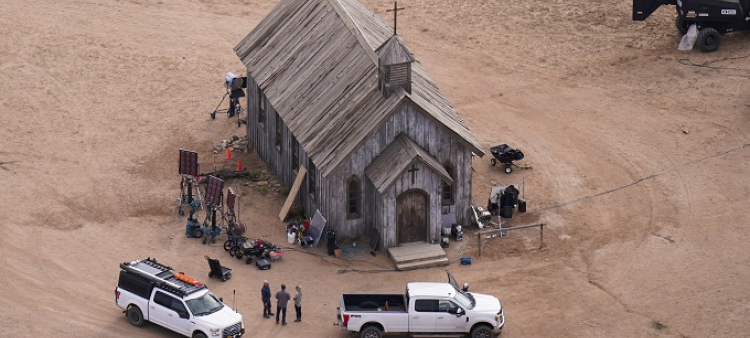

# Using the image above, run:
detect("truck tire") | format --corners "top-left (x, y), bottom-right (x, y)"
top-left (470, 324), bottom-right (493, 338)
top-left (697, 27), bottom-right (720, 52)
top-left (193, 332), bottom-right (208, 338)
top-left (127, 305), bottom-right (145, 327)
top-left (359, 326), bottom-right (382, 338)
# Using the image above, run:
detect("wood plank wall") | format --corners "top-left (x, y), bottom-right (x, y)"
top-left (326, 101), bottom-right (473, 246)
top-left (247, 74), bottom-right (473, 247)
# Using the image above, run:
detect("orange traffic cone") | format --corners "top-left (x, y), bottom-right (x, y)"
top-left (226, 148), bottom-right (232, 160)
top-left (237, 161), bottom-right (242, 171)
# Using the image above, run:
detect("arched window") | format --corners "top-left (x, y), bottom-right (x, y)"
top-left (257, 87), bottom-right (266, 129)
top-left (442, 163), bottom-right (454, 206)
top-left (308, 161), bottom-right (316, 201)
top-left (291, 137), bottom-right (299, 171)
top-left (275, 114), bottom-right (283, 152)
top-left (347, 175), bottom-right (361, 219)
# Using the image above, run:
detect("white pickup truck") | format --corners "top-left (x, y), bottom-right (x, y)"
top-left (115, 258), bottom-right (245, 338)
top-left (336, 271), bottom-right (504, 338)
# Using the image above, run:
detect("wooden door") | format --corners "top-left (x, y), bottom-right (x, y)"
top-left (397, 189), bottom-right (428, 244)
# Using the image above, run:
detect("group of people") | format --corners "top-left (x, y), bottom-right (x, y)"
top-left (261, 280), bottom-right (302, 325)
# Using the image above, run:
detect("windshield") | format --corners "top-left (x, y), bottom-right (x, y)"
top-left (453, 290), bottom-right (474, 309)
top-left (186, 292), bottom-right (224, 316)
top-left (446, 270), bottom-right (475, 309)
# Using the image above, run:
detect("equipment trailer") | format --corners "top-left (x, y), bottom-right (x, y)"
top-left (633, 0), bottom-right (750, 51)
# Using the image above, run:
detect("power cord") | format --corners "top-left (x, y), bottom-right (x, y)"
top-left (678, 55), bottom-right (750, 78)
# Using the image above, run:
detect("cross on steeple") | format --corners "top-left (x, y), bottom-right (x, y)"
top-left (408, 164), bottom-right (419, 184)
top-left (386, 2), bottom-right (406, 35)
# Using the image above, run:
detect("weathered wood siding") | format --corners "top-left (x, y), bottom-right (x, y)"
top-left (380, 162), bottom-right (443, 248)
top-left (365, 177), bottom-right (381, 248)
top-left (327, 100), bottom-right (473, 247)
top-left (245, 74), bottom-right (320, 217)
top-left (248, 76), bottom-right (471, 246)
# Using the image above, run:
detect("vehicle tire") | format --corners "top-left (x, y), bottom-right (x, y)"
top-left (229, 246), bottom-right (239, 257)
top-left (246, 258), bottom-right (253, 265)
top-left (504, 165), bottom-right (512, 174)
top-left (223, 239), bottom-right (233, 251)
top-left (675, 16), bottom-right (689, 35)
top-left (697, 27), bottom-right (721, 52)
top-left (193, 228), bottom-right (203, 239)
top-left (202, 237), bottom-right (207, 245)
top-left (193, 332), bottom-right (208, 338)
top-left (208, 271), bottom-right (214, 278)
top-left (235, 251), bottom-right (244, 259)
top-left (490, 158), bottom-right (496, 166)
top-left (221, 275), bottom-right (227, 282)
top-left (359, 325), bottom-right (382, 338)
top-left (178, 208), bottom-right (185, 216)
top-left (127, 306), bottom-right (145, 327)
top-left (210, 112), bottom-right (216, 120)
top-left (470, 324), bottom-right (493, 338)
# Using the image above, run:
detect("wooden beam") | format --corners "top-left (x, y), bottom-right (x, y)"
top-left (278, 165), bottom-right (307, 221)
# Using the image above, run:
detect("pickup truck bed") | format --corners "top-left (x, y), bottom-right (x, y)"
top-left (342, 294), bottom-right (407, 312)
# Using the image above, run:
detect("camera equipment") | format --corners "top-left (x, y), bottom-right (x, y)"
top-left (177, 150), bottom-right (203, 217)
top-left (211, 72), bottom-right (247, 128)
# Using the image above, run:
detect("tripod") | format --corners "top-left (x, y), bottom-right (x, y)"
top-left (210, 87), bottom-right (246, 128)
top-left (202, 194), bottom-right (224, 244)
top-left (210, 91), bottom-right (229, 120)
top-left (177, 176), bottom-right (203, 217)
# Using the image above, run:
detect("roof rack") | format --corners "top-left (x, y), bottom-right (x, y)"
top-left (121, 257), bottom-right (206, 297)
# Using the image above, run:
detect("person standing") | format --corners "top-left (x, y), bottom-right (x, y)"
top-left (293, 285), bottom-right (302, 322)
top-left (275, 284), bottom-right (291, 325)
top-left (261, 280), bottom-right (273, 318)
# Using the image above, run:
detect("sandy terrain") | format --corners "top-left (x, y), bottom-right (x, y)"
top-left (1, 0), bottom-right (749, 337)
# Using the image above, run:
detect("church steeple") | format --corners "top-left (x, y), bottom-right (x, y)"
top-left (375, 35), bottom-right (414, 97)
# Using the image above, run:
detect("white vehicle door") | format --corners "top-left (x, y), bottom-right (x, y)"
top-left (165, 298), bottom-right (191, 336)
top-left (150, 291), bottom-right (172, 328)
top-left (151, 291), bottom-right (191, 336)
top-left (410, 299), bottom-right (438, 332)
top-left (435, 300), bottom-right (466, 333)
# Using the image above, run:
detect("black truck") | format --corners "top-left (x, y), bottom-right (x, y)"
top-left (633, 0), bottom-right (750, 51)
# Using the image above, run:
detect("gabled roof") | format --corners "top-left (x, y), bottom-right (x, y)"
top-left (234, 0), bottom-right (484, 176)
top-left (365, 133), bottom-right (451, 194)
top-left (375, 35), bottom-right (414, 65)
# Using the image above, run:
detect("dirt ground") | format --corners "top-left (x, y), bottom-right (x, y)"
top-left (1, 0), bottom-right (749, 337)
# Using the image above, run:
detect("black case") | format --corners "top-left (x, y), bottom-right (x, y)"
top-left (255, 258), bottom-right (271, 270)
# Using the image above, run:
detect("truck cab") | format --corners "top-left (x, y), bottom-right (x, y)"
top-left (115, 258), bottom-right (245, 338)
top-left (338, 271), bottom-right (504, 338)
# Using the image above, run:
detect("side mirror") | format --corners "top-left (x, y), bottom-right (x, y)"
top-left (219, 297), bottom-right (224, 303)
top-left (455, 308), bottom-right (464, 317)
top-left (179, 312), bottom-right (189, 319)
top-left (462, 283), bottom-right (469, 292)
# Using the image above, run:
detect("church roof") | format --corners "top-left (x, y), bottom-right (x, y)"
top-left (375, 35), bottom-right (415, 65)
top-left (234, 0), bottom-right (484, 176)
top-left (365, 133), bottom-right (452, 194)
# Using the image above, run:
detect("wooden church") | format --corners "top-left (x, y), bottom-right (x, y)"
top-left (234, 0), bottom-right (484, 250)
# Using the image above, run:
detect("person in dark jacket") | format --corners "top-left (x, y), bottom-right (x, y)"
top-left (275, 284), bottom-right (291, 325)
top-left (261, 280), bottom-right (273, 318)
